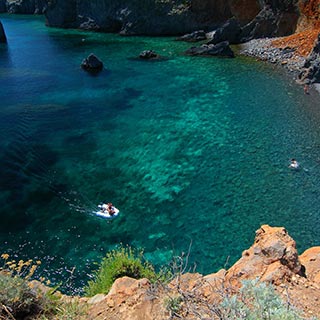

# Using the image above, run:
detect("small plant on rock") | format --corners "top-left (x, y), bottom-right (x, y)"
top-left (0, 254), bottom-right (51, 319)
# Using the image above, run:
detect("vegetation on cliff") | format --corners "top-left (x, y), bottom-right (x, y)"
top-left (84, 246), bottom-right (160, 296)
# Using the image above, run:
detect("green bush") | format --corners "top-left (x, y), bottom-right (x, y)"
top-left (84, 246), bottom-right (158, 296)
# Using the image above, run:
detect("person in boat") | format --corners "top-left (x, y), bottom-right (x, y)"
top-left (289, 158), bottom-right (299, 169)
top-left (106, 202), bottom-right (116, 216)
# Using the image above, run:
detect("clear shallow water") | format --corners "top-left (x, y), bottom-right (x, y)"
top-left (1, 14), bottom-right (320, 293)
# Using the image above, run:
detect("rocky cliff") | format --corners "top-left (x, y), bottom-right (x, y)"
top-left (79, 225), bottom-right (320, 319)
top-left (44, 0), bottom-right (300, 37)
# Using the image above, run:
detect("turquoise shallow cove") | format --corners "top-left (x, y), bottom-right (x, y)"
top-left (1, 15), bottom-right (320, 293)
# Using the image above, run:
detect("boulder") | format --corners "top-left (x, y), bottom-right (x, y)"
top-left (0, 21), bottom-right (6, 43)
top-left (178, 30), bottom-right (207, 42)
top-left (139, 50), bottom-right (159, 60)
top-left (207, 17), bottom-right (241, 45)
top-left (225, 225), bottom-right (304, 286)
top-left (185, 41), bottom-right (235, 58)
top-left (81, 53), bottom-right (103, 72)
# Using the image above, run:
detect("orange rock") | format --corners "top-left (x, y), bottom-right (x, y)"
top-left (225, 225), bottom-right (303, 286)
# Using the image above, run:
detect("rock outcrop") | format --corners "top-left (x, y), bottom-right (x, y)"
top-left (83, 225), bottom-right (320, 319)
top-left (298, 33), bottom-right (320, 84)
top-left (240, 1), bottom-right (299, 42)
top-left (225, 225), bottom-right (304, 286)
top-left (207, 17), bottom-right (242, 45)
top-left (0, 21), bottom-right (6, 43)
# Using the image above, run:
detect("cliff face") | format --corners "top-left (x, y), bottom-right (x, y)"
top-left (44, 0), bottom-right (300, 37)
top-left (45, 0), bottom-right (216, 35)
top-left (0, 0), bottom-right (47, 14)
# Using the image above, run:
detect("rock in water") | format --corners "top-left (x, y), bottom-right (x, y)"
top-left (81, 53), bottom-right (103, 72)
top-left (0, 21), bottom-right (6, 43)
top-left (185, 41), bottom-right (235, 58)
top-left (139, 50), bottom-right (159, 60)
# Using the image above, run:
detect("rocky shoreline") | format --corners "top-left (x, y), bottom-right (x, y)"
top-left (239, 38), bottom-right (305, 76)
top-left (239, 33), bottom-right (320, 87)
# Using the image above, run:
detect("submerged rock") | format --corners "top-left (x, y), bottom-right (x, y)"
top-left (81, 53), bottom-right (103, 72)
top-left (139, 50), bottom-right (159, 60)
top-left (0, 21), bottom-right (6, 43)
top-left (185, 41), bottom-right (235, 58)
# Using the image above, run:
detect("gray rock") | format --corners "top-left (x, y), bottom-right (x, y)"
top-left (0, 21), bottom-right (6, 43)
top-left (178, 30), bottom-right (207, 42)
top-left (207, 17), bottom-right (241, 45)
top-left (81, 53), bottom-right (103, 72)
top-left (185, 41), bottom-right (235, 58)
top-left (139, 50), bottom-right (159, 60)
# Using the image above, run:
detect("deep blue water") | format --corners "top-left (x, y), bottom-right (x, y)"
top-left (1, 14), bottom-right (320, 294)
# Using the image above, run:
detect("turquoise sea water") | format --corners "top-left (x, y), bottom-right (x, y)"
top-left (1, 15), bottom-right (320, 293)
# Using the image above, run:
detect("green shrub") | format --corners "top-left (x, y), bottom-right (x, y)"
top-left (84, 246), bottom-right (158, 296)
